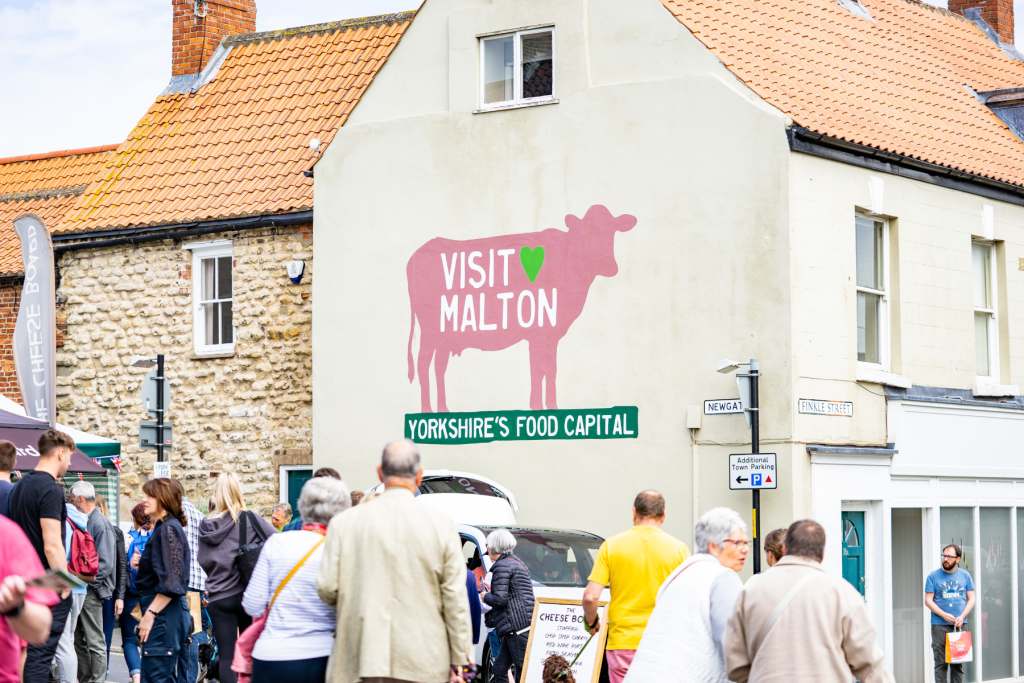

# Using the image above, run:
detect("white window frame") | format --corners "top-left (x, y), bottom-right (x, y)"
top-left (478, 26), bottom-right (556, 111)
top-left (187, 240), bottom-right (235, 356)
top-left (973, 239), bottom-right (999, 381)
top-left (278, 465), bottom-right (313, 504)
top-left (855, 213), bottom-right (891, 372)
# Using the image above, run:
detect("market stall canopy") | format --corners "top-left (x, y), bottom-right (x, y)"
top-left (0, 394), bottom-right (120, 459)
top-left (0, 407), bottom-right (105, 473)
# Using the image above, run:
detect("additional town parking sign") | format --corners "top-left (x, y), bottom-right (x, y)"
top-left (729, 453), bottom-right (778, 490)
top-left (704, 399), bottom-right (744, 415)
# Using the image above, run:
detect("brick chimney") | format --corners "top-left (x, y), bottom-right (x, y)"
top-left (172, 0), bottom-right (256, 77)
top-left (950, 0), bottom-right (1014, 45)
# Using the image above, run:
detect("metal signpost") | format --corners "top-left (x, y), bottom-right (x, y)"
top-left (138, 354), bottom-right (170, 469)
top-left (745, 360), bottom-right (762, 573)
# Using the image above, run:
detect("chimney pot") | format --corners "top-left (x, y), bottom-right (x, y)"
top-left (171, 0), bottom-right (256, 77)
top-left (950, 0), bottom-right (1014, 45)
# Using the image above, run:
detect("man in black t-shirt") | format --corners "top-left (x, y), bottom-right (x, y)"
top-left (7, 429), bottom-right (75, 683)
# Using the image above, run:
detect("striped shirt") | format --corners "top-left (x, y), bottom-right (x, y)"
top-left (241, 530), bottom-right (335, 661)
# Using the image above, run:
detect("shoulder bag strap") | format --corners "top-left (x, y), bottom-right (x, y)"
top-left (750, 572), bottom-right (818, 656)
top-left (252, 512), bottom-right (269, 542)
top-left (238, 510), bottom-right (248, 544)
top-left (268, 537), bottom-right (325, 612)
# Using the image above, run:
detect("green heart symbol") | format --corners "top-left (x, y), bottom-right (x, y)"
top-left (520, 246), bottom-right (545, 283)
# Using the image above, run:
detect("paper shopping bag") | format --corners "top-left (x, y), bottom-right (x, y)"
top-left (946, 629), bottom-right (973, 664)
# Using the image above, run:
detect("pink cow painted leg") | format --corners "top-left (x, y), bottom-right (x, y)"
top-left (434, 350), bottom-right (451, 413)
top-left (528, 342), bottom-right (544, 411)
top-left (417, 344), bottom-right (435, 413)
top-left (544, 344), bottom-right (558, 410)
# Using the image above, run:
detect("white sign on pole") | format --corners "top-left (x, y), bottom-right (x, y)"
top-left (521, 598), bottom-right (608, 683)
top-left (704, 399), bottom-right (744, 415)
top-left (729, 453), bottom-right (778, 490)
top-left (153, 461), bottom-right (171, 479)
top-left (798, 398), bottom-right (853, 417)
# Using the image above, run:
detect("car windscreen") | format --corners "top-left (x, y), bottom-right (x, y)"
top-left (483, 529), bottom-right (603, 588)
top-left (419, 476), bottom-right (508, 499)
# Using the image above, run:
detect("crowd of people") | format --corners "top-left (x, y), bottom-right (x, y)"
top-left (0, 430), bottom-right (979, 683)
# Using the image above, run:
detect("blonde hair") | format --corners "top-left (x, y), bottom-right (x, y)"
top-left (210, 473), bottom-right (245, 521)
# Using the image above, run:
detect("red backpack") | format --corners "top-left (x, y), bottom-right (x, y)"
top-left (69, 524), bottom-right (99, 577)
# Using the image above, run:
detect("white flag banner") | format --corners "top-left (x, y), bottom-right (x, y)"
top-left (13, 214), bottom-right (57, 426)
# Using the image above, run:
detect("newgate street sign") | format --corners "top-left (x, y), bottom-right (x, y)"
top-left (704, 399), bottom-right (744, 415)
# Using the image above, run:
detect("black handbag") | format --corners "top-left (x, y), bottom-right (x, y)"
top-left (234, 511), bottom-right (269, 587)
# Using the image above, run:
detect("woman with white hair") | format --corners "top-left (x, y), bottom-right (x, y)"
top-left (241, 476), bottom-right (351, 683)
top-left (483, 528), bottom-right (535, 682)
top-left (624, 507), bottom-right (749, 683)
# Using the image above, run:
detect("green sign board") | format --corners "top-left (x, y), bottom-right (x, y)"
top-left (404, 406), bottom-right (639, 445)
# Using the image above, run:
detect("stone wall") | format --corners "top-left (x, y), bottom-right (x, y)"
top-left (56, 225), bottom-right (312, 518)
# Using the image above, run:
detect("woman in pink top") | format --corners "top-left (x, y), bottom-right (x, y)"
top-left (0, 515), bottom-right (59, 683)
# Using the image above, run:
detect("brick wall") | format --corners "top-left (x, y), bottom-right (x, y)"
top-left (950, 0), bottom-right (1014, 44)
top-left (172, 0), bottom-right (256, 77)
top-left (0, 280), bottom-right (20, 402)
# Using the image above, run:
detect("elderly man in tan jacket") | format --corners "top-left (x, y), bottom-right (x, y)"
top-left (725, 520), bottom-right (894, 683)
top-left (317, 440), bottom-right (474, 683)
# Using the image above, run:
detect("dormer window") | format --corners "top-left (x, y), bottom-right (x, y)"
top-left (978, 88), bottom-right (1024, 140)
top-left (479, 27), bottom-right (554, 110)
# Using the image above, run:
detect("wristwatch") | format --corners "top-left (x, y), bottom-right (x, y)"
top-left (1, 600), bottom-right (24, 619)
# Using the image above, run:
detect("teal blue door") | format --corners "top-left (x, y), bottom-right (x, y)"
top-left (286, 468), bottom-right (313, 519)
top-left (842, 511), bottom-right (866, 596)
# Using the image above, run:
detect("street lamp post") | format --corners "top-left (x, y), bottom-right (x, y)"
top-left (718, 357), bottom-right (763, 573)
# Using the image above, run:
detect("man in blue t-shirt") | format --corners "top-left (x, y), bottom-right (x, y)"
top-left (925, 544), bottom-right (975, 683)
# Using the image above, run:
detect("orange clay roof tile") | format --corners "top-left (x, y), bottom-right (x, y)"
top-left (56, 12), bottom-right (413, 234)
top-left (0, 146), bottom-right (116, 275)
top-left (661, 0), bottom-right (1024, 187)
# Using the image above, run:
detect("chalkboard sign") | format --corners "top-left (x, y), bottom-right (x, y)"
top-left (520, 597), bottom-right (608, 683)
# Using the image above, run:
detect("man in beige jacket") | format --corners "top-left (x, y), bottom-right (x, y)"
top-left (725, 520), bottom-right (893, 683)
top-left (317, 440), bottom-right (474, 683)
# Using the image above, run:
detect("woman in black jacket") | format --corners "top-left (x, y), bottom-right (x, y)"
top-left (483, 529), bottom-right (535, 682)
top-left (136, 477), bottom-right (192, 683)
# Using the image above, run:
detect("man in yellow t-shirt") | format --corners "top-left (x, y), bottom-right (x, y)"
top-left (582, 490), bottom-right (689, 683)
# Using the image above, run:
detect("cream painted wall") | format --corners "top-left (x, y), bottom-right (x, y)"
top-left (313, 0), bottom-right (795, 542)
top-left (790, 153), bottom-right (1024, 451)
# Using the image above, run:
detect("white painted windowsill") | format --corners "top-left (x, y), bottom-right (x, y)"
top-left (474, 98), bottom-right (558, 114)
top-left (192, 349), bottom-right (235, 361)
top-left (855, 364), bottom-right (912, 389)
top-left (973, 378), bottom-right (1020, 398)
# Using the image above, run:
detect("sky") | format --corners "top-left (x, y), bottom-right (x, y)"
top-left (0, 0), bottom-right (421, 157)
top-left (1, 0), bottom-right (1023, 158)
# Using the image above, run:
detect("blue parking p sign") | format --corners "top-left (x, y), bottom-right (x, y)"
top-left (751, 473), bottom-right (762, 487)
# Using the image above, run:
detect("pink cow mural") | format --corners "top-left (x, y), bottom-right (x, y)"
top-left (406, 204), bottom-right (638, 413)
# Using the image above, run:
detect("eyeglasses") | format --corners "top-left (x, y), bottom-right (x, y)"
top-left (722, 539), bottom-right (750, 549)
top-left (941, 554), bottom-right (959, 560)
